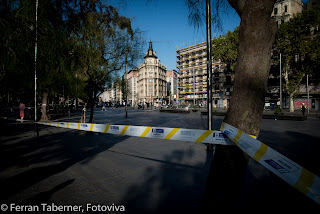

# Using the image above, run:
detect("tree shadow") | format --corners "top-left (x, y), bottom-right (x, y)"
top-left (120, 146), bottom-right (214, 214)
top-left (200, 129), bottom-right (320, 212)
top-left (258, 129), bottom-right (320, 176)
top-left (24, 179), bottom-right (75, 205)
top-left (0, 127), bottom-right (128, 202)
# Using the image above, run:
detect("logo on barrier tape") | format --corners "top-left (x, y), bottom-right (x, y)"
top-left (81, 124), bottom-right (88, 128)
top-left (212, 131), bottom-right (228, 143)
top-left (152, 128), bottom-right (164, 137)
top-left (110, 126), bottom-right (120, 134)
top-left (179, 130), bottom-right (195, 140)
top-left (265, 156), bottom-right (299, 174)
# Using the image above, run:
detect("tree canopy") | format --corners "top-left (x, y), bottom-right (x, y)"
top-left (212, 26), bottom-right (239, 70)
top-left (274, 6), bottom-right (320, 111)
top-left (0, 0), bottom-right (142, 121)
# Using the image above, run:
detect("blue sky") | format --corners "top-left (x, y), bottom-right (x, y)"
top-left (119, 0), bottom-right (240, 71)
top-left (119, 0), bottom-right (309, 71)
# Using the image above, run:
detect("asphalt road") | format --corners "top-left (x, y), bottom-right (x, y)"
top-left (0, 108), bottom-right (319, 213)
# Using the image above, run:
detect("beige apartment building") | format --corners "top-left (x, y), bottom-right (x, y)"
top-left (272, 0), bottom-right (303, 25)
top-left (126, 68), bottom-right (138, 106)
top-left (176, 42), bottom-right (231, 108)
top-left (166, 70), bottom-right (178, 103)
top-left (134, 41), bottom-right (167, 105)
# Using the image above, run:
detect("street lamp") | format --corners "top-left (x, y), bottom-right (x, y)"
top-left (34, 0), bottom-right (39, 137)
top-left (280, 53), bottom-right (282, 109)
top-left (206, 0), bottom-right (213, 151)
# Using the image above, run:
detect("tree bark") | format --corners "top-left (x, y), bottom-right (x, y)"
top-left (40, 89), bottom-right (50, 121)
top-left (203, 1), bottom-right (277, 211)
top-left (225, 0), bottom-right (277, 136)
top-left (289, 94), bottom-right (294, 112)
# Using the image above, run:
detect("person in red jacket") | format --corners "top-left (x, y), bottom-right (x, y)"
top-left (19, 102), bottom-right (25, 123)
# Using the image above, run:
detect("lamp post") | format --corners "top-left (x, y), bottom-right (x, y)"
top-left (206, 0), bottom-right (213, 151)
top-left (34, 0), bottom-right (39, 137)
top-left (307, 74), bottom-right (309, 113)
top-left (125, 52), bottom-right (128, 118)
top-left (280, 53), bottom-right (282, 109)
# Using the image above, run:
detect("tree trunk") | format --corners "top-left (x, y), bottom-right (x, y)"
top-left (203, 0), bottom-right (277, 211)
top-left (225, 0), bottom-right (277, 136)
top-left (40, 89), bottom-right (50, 121)
top-left (289, 94), bottom-right (294, 112)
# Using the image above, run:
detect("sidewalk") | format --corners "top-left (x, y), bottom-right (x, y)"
top-left (1, 110), bottom-right (319, 212)
top-left (0, 116), bottom-right (213, 214)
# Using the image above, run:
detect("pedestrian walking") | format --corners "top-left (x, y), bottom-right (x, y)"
top-left (19, 102), bottom-right (25, 123)
top-left (301, 103), bottom-right (306, 116)
top-left (81, 103), bottom-right (87, 123)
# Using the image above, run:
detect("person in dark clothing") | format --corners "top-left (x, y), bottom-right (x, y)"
top-left (301, 103), bottom-right (306, 116)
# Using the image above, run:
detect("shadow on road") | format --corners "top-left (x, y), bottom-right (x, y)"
top-left (120, 148), bottom-right (213, 214)
top-left (0, 125), bottom-right (129, 202)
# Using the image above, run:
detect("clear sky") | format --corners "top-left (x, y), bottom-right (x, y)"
top-left (119, 0), bottom-right (240, 71)
top-left (119, 0), bottom-right (309, 71)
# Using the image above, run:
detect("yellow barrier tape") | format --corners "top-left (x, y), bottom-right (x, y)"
top-left (294, 168), bottom-right (315, 195)
top-left (104, 124), bottom-right (110, 133)
top-left (220, 122), bottom-right (320, 205)
top-left (232, 129), bottom-right (242, 144)
top-left (253, 143), bottom-right (268, 162)
top-left (195, 130), bottom-right (213, 143)
top-left (120, 125), bottom-right (130, 135)
top-left (164, 128), bottom-right (180, 140)
top-left (89, 124), bottom-right (94, 131)
top-left (141, 127), bottom-right (152, 137)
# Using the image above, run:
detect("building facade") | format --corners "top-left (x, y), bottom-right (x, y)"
top-left (272, 0), bottom-right (303, 25)
top-left (176, 42), bottom-right (232, 108)
top-left (126, 68), bottom-right (138, 106)
top-left (166, 70), bottom-right (178, 103)
top-left (132, 41), bottom-right (167, 106)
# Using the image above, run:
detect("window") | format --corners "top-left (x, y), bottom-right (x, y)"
top-left (274, 8), bottom-right (278, 15)
top-left (149, 79), bottom-right (153, 83)
top-left (284, 5), bottom-right (287, 13)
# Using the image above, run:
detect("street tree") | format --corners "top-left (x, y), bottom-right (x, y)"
top-left (0, 0), bottom-right (36, 105)
top-left (187, 0), bottom-right (277, 135)
top-left (212, 26), bottom-right (239, 71)
top-left (0, 0), bottom-right (83, 120)
top-left (71, 3), bottom-right (140, 123)
top-left (186, 0), bottom-right (277, 210)
top-left (274, 6), bottom-right (320, 112)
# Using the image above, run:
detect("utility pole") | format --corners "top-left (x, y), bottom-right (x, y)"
top-left (280, 53), bottom-right (282, 109)
top-left (206, 0), bottom-right (213, 151)
top-left (307, 74), bottom-right (309, 113)
top-left (34, 0), bottom-right (39, 137)
top-left (125, 53), bottom-right (128, 118)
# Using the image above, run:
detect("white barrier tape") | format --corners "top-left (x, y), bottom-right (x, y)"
top-left (38, 121), bottom-right (233, 145)
top-left (220, 122), bottom-right (320, 205)
top-left (1, 117), bottom-right (31, 122)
